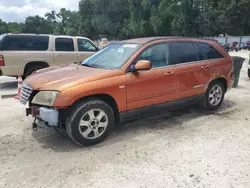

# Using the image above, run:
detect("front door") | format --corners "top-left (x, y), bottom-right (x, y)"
top-left (126, 43), bottom-right (177, 111)
top-left (77, 38), bottom-right (97, 62)
top-left (54, 37), bottom-right (78, 66)
top-left (170, 42), bottom-right (210, 100)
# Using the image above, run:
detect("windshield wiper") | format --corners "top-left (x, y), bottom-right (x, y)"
top-left (82, 64), bottom-right (94, 68)
top-left (82, 63), bottom-right (110, 70)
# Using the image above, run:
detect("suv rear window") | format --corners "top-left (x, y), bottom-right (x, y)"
top-left (1, 35), bottom-right (49, 51)
top-left (197, 42), bottom-right (224, 59)
top-left (171, 42), bottom-right (199, 64)
top-left (0, 34), bottom-right (5, 41)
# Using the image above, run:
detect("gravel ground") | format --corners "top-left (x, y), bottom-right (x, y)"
top-left (0, 51), bottom-right (250, 188)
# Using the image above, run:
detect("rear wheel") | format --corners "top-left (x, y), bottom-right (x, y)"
top-left (199, 81), bottom-right (225, 110)
top-left (24, 64), bottom-right (48, 79)
top-left (66, 99), bottom-right (115, 146)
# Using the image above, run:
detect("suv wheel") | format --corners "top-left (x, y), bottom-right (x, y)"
top-left (66, 99), bottom-right (115, 146)
top-left (24, 65), bottom-right (47, 79)
top-left (199, 81), bottom-right (225, 110)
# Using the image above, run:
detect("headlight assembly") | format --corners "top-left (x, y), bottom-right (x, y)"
top-left (32, 91), bottom-right (60, 106)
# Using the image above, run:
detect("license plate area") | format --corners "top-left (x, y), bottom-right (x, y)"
top-left (26, 107), bottom-right (40, 117)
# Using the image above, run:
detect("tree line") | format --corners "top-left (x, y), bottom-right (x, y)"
top-left (0, 0), bottom-right (250, 40)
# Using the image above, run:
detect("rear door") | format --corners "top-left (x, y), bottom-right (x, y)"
top-left (54, 37), bottom-right (78, 66)
top-left (197, 42), bottom-right (225, 80)
top-left (76, 38), bottom-right (97, 62)
top-left (170, 42), bottom-right (210, 100)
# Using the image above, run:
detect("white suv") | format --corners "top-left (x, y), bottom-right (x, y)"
top-left (0, 33), bottom-right (98, 78)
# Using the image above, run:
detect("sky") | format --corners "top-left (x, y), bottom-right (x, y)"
top-left (0, 0), bottom-right (79, 22)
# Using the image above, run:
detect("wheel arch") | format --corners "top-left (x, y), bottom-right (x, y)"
top-left (70, 94), bottom-right (120, 124)
top-left (23, 61), bottom-right (49, 76)
top-left (207, 76), bottom-right (228, 92)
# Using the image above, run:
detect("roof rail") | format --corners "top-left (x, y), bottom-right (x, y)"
top-left (144, 36), bottom-right (219, 44)
top-left (10, 32), bottom-right (21, 34)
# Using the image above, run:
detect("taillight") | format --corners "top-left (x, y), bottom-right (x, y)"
top-left (0, 55), bottom-right (4, 66)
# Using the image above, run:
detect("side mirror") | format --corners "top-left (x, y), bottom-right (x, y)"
top-left (130, 60), bottom-right (152, 73)
top-left (95, 47), bottom-right (100, 52)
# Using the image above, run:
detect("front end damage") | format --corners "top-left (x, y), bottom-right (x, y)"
top-left (26, 106), bottom-right (60, 130)
top-left (21, 82), bottom-right (67, 131)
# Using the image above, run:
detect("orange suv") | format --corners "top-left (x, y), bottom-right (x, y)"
top-left (21, 37), bottom-right (233, 146)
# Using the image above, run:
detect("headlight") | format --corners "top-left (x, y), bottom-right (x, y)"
top-left (32, 91), bottom-right (60, 106)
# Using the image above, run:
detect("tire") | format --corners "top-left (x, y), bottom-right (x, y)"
top-left (23, 64), bottom-right (47, 79)
top-left (66, 98), bottom-right (115, 146)
top-left (199, 81), bottom-right (225, 110)
top-left (248, 69), bottom-right (250, 79)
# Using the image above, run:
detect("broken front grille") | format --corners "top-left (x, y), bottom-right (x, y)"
top-left (20, 83), bottom-right (33, 105)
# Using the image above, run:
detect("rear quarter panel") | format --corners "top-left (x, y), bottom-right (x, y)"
top-left (0, 35), bottom-right (54, 76)
top-left (1, 51), bottom-right (54, 76)
top-left (207, 41), bottom-right (233, 89)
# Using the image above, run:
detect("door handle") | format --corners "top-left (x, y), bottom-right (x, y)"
top-left (201, 65), bottom-right (208, 69)
top-left (164, 71), bottom-right (174, 76)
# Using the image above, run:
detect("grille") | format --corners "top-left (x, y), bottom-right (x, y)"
top-left (20, 83), bottom-right (33, 105)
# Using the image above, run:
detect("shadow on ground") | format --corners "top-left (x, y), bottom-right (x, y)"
top-left (0, 81), bottom-right (17, 90)
top-left (31, 99), bottom-right (237, 152)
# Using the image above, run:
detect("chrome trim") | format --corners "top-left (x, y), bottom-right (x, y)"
top-left (149, 58), bottom-right (224, 70)
top-left (173, 60), bottom-right (210, 67)
top-left (20, 83), bottom-right (33, 105)
top-left (151, 64), bottom-right (176, 70)
top-left (126, 58), bottom-right (224, 73)
top-left (193, 84), bottom-right (206, 89)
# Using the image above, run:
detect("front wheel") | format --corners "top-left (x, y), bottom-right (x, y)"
top-left (66, 99), bottom-right (115, 146)
top-left (199, 81), bottom-right (225, 110)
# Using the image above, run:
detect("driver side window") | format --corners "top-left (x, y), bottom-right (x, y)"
top-left (137, 43), bottom-right (170, 68)
top-left (77, 39), bottom-right (97, 52)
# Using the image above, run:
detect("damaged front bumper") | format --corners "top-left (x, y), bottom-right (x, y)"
top-left (26, 106), bottom-right (59, 127)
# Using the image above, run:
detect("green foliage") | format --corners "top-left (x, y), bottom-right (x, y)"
top-left (0, 0), bottom-right (250, 38)
top-left (0, 19), bottom-right (9, 34)
top-left (22, 15), bottom-right (52, 34)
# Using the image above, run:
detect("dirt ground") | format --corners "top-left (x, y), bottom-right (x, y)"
top-left (0, 51), bottom-right (250, 188)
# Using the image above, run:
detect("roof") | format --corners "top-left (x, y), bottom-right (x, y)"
top-left (7, 33), bottom-right (90, 40)
top-left (120, 36), bottom-right (217, 44)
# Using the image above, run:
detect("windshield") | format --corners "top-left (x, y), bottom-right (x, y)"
top-left (81, 43), bottom-right (142, 69)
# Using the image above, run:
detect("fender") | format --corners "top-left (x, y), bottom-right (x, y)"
top-left (53, 75), bottom-right (127, 112)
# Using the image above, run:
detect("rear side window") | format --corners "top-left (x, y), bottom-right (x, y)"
top-left (171, 42), bottom-right (199, 64)
top-left (197, 43), bottom-right (224, 59)
top-left (1, 35), bottom-right (49, 51)
top-left (0, 34), bottom-right (6, 41)
top-left (55, 38), bottom-right (74, 51)
top-left (0, 34), bottom-right (7, 49)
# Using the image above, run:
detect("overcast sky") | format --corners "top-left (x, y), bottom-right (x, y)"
top-left (0, 0), bottom-right (79, 22)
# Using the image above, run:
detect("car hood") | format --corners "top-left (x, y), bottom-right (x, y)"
top-left (24, 64), bottom-right (123, 91)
